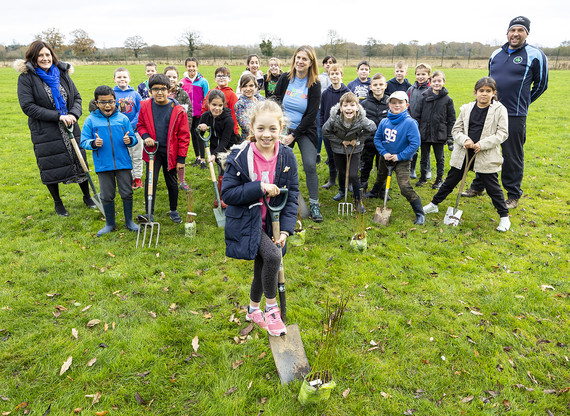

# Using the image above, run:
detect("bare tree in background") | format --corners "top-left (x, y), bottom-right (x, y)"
top-left (69, 29), bottom-right (96, 57)
top-left (179, 29), bottom-right (201, 57)
top-left (35, 28), bottom-right (65, 54)
top-left (124, 36), bottom-right (147, 58)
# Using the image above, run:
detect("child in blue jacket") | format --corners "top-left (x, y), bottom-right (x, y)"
top-left (221, 100), bottom-right (299, 337)
top-left (374, 91), bottom-right (425, 224)
top-left (81, 85), bottom-right (139, 236)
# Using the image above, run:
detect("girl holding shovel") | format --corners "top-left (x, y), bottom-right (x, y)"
top-left (221, 100), bottom-right (299, 336)
top-left (423, 77), bottom-right (511, 232)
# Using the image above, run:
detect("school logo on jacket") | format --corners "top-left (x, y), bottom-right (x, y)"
top-left (513, 56), bottom-right (523, 64)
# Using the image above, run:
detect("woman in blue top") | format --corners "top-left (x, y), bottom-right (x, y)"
top-left (274, 45), bottom-right (323, 222)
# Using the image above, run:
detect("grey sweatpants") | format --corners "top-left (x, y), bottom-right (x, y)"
top-left (98, 169), bottom-right (133, 204)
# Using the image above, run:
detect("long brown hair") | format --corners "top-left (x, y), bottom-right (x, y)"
top-left (25, 40), bottom-right (59, 68)
top-left (287, 45), bottom-right (319, 87)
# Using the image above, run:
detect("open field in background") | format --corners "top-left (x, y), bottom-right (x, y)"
top-left (0, 66), bottom-right (568, 415)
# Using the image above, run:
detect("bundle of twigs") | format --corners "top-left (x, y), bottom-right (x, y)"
top-left (306, 296), bottom-right (350, 384)
top-left (354, 197), bottom-right (366, 240)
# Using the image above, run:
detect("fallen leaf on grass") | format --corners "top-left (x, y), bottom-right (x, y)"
top-left (94, 412), bottom-right (108, 416)
top-left (460, 396), bottom-right (474, 403)
top-left (107, 251), bottom-right (115, 258)
top-left (543, 389), bottom-right (557, 394)
top-left (86, 319), bottom-right (101, 328)
top-left (87, 358), bottom-right (97, 367)
top-left (232, 360), bottom-right (244, 369)
top-left (73, 408), bottom-right (82, 413)
top-left (240, 324), bottom-right (254, 337)
top-left (192, 335), bottom-right (199, 352)
top-left (470, 310), bottom-right (483, 316)
top-left (527, 371), bottom-right (538, 385)
top-left (14, 403), bottom-right (27, 411)
top-left (403, 409), bottom-right (415, 415)
top-left (258, 352), bottom-right (266, 360)
top-left (135, 392), bottom-right (147, 405)
top-left (59, 356), bottom-right (73, 376)
top-left (148, 311), bottom-right (157, 318)
top-left (169, 303), bottom-right (178, 312)
top-left (380, 391), bottom-right (392, 398)
top-left (203, 312), bottom-right (212, 319)
top-left (86, 391), bottom-right (101, 405)
top-left (342, 388), bottom-right (350, 398)
top-left (72, 328), bottom-right (78, 340)
top-left (81, 305), bottom-right (92, 312)
top-left (513, 384), bottom-right (534, 392)
top-left (224, 387), bottom-right (237, 396)
top-left (540, 285), bottom-right (555, 291)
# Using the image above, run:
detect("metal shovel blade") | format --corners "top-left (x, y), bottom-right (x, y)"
top-left (297, 194), bottom-right (310, 220)
top-left (213, 207), bottom-right (226, 228)
top-left (444, 207), bottom-right (462, 226)
top-left (268, 324), bottom-right (311, 385)
top-left (373, 206), bottom-right (392, 225)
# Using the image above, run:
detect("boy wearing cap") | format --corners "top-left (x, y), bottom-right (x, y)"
top-left (373, 91), bottom-right (425, 224)
top-left (463, 16), bottom-right (548, 209)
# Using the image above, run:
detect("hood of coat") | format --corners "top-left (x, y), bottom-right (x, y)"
top-left (328, 102), bottom-right (368, 125)
top-left (14, 59), bottom-right (74, 75)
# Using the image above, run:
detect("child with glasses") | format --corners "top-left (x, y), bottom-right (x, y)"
top-left (80, 85), bottom-right (139, 236)
top-left (201, 66), bottom-right (239, 137)
top-left (137, 74), bottom-right (191, 224)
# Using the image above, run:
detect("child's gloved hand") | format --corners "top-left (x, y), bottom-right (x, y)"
top-left (94, 133), bottom-right (103, 148)
top-left (447, 138), bottom-right (454, 151)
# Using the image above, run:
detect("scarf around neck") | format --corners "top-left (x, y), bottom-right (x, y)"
top-left (36, 64), bottom-right (68, 115)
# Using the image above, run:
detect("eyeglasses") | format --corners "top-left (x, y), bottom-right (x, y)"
top-left (215, 74), bottom-right (229, 79)
top-left (97, 100), bottom-right (116, 106)
top-left (150, 87), bottom-right (169, 93)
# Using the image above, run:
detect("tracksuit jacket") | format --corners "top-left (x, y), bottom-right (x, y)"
top-left (80, 108), bottom-right (137, 172)
top-left (489, 42), bottom-right (548, 117)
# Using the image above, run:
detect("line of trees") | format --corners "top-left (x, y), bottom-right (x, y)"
top-left (2, 27), bottom-right (569, 62)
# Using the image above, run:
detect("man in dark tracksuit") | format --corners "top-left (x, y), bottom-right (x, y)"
top-left (463, 16), bottom-right (548, 209)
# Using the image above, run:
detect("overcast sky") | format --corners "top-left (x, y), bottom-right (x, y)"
top-left (2, 0), bottom-right (568, 49)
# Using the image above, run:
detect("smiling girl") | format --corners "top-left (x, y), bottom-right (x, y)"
top-left (237, 54), bottom-right (264, 96)
top-left (264, 58), bottom-right (283, 99)
top-left (235, 74), bottom-right (265, 142)
top-left (221, 100), bottom-right (299, 336)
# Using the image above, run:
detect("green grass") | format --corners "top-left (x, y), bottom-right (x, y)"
top-left (0, 65), bottom-right (568, 415)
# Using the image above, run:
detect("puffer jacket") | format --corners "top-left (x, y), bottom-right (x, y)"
top-left (322, 102), bottom-right (377, 154)
top-left (80, 108), bottom-right (137, 173)
top-left (415, 87), bottom-right (456, 144)
top-left (221, 141), bottom-right (299, 260)
top-left (450, 101), bottom-right (508, 173)
top-left (15, 59), bottom-right (84, 185)
top-left (361, 91), bottom-right (389, 143)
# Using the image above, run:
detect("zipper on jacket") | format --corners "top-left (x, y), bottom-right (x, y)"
top-left (107, 118), bottom-right (117, 170)
top-left (167, 109), bottom-right (182, 170)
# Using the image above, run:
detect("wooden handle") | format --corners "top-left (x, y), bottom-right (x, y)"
top-left (70, 137), bottom-right (89, 173)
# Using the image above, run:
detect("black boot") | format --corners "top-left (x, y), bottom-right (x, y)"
top-left (97, 203), bottom-right (116, 236)
top-left (322, 170), bottom-right (337, 189)
top-left (410, 198), bottom-right (425, 225)
top-left (364, 184), bottom-right (380, 199)
top-left (54, 200), bottom-right (69, 217)
top-left (123, 199), bottom-right (139, 232)
top-left (333, 190), bottom-right (345, 201)
top-left (410, 153), bottom-right (418, 179)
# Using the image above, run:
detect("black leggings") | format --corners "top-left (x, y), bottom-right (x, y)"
top-left (46, 181), bottom-right (90, 202)
top-left (191, 116), bottom-right (205, 159)
top-left (250, 231), bottom-right (281, 302)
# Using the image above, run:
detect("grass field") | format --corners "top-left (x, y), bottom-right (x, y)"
top-left (0, 64), bottom-right (568, 415)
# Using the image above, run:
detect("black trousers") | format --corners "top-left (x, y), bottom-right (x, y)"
top-left (469, 116), bottom-right (526, 200)
top-left (144, 152), bottom-right (179, 215)
top-left (190, 116), bottom-right (205, 159)
top-left (420, 142), bottom-right (445, 180)
top-left (333, 151), bottom-right (361, 200)
top-left (432, 161), bottom-right (508, 217)
top-left (360, 140), bottom-right (379, 186)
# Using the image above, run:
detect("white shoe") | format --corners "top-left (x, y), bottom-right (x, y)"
top-left (423, 202), bottom-right (438, 214)
top-left (496, 217), bottom-right (511, 232)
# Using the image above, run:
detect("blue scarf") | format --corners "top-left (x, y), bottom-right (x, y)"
top-left (35, 65), bottom-right (68, 115)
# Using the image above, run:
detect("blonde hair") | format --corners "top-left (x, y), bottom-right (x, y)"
top-left (395, 61), bottom-right (408, 70)
top-left (266, 58), bottom-right (283, 82)
top-left (415, 63), bottom-right (432, 75)
top-left (371, 72), bottom-right (386, 82)
top-left (287, 45), bottom-right (319, 87)
top-left (329, 63), bottom-right (343, 73)
top-left (247, 100), bottom-right (287, 142)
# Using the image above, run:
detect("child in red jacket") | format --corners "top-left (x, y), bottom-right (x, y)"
top-left (137, 74), bottom-right (191, 223)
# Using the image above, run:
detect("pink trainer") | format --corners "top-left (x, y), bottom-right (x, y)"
top-left (246, 308), bottom-right (267, 331)
top-left (265, 306), bottom-right (287, 337)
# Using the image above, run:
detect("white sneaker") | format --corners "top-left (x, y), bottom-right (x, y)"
top-left (423, 202), bottom-right (439, 214)
top-left (496, 217), bottom-right (511, 232)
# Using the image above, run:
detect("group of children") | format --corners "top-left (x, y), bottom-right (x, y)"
top-left (317, 59), bottom-right (511, 231)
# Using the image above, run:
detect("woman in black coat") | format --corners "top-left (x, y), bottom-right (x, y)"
top-left (16, 40), bottom-right (95, 217)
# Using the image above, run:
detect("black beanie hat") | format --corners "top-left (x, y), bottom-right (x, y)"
top-left (507, 16), bottom-right (530, 34)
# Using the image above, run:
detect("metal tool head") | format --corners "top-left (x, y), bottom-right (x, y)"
top-left (373, 206), bottom-right (392, 225)
top-left (443, 207), bottom-right (462, 226)
top-left (268, 324), bottom-right (311, 385)
top-left (338, 201), bottom-right (353, 216)
top-left (136, 220), bottom-right (161, 248)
